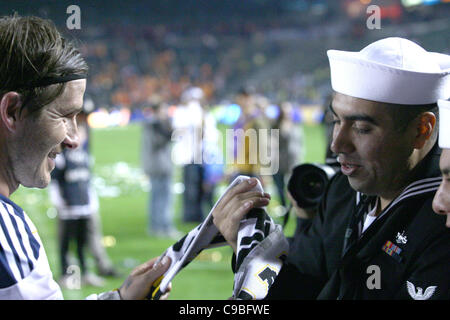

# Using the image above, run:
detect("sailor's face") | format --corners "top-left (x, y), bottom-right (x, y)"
top-left (330, 92), bottom-right (414, 198)
top-left (432, 149), bottom-right (450, 227)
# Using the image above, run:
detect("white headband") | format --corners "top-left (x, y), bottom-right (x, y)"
top-left (438, 99), bottom-right (450, 149)
top-left (328, 37), bottom-right (450, 105)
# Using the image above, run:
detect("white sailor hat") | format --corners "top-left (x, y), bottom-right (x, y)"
top-left (327, 37), bottom-right (450, 105)
top-left (438, 99), bottom-right (450, 149)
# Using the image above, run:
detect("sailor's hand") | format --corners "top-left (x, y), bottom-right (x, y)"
top-left (212, 178), bottom-right (270, 253)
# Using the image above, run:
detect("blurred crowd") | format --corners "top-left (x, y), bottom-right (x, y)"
top-left (76, 14), bottom-right (448, 117)
top-left (1, 0), bottom-right (448, 112)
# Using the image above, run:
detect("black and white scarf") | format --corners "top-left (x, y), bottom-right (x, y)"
top-left (150, 176), bottom-right (289, 300)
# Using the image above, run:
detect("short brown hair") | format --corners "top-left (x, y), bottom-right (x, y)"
top-left (0, 14), bottom-right (88, 116)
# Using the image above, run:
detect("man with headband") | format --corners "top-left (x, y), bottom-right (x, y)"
top-left (433, 99), bottom-right (450, 227)
top-left (213, 37), bottom-right (450, 299)
top-left (0, 14), bottom-right (170, 299)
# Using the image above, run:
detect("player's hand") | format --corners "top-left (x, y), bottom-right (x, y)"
top-left (119, 256), bottom-right (171, 300)
top-left (287, 190), bottom-right (317, 220)
top-left (212, 178), bottom-right (270, 253)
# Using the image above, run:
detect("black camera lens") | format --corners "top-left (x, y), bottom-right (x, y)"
top-left (300, 172), bottom-right (327, 199)
top-left (288, 163), bottom-right (338, 209)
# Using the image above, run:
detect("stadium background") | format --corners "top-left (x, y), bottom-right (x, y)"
top-left (1, 0), bottom-right (449, 299)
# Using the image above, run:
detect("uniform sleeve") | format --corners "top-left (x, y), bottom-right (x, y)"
top-left (266, 191), bottom-right (331, 299)
top-left (266, 173), bottom-right (352, 300)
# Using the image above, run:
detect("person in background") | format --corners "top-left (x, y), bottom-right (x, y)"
top-left (229, 88), bottom-right (270, 183)
top-left (201, 104), bottom-right (224, 214)
top-left (172, 87), bottom-right (207, 223)
top-left (50, 108), bottom-right (104, 287)
top-left (271, 101), bottom-right (304, 208)
top-left (141, 102), bottom-right (180, 238)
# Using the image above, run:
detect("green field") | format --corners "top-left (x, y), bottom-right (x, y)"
top-left (11, 122), bottom-right (326, 300)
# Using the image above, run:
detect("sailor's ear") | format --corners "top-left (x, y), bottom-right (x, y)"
top-left (413, 112), bottom-right (436, 149)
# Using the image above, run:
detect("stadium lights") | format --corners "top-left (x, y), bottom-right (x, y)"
top-left (401, 0), bottom-right (423, 6)
top-left (422, 0), bottom-right (440, 4)
top-left (401, 0), bottom-right (448, 6)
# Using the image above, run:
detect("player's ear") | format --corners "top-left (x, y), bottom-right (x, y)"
top-left (413, 111), bottom-right (436, 149)
top-left (0, 92), bottom-right (23, 132)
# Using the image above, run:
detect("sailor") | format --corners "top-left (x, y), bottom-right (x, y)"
top-left (212, 37), bottom-right (450, 299)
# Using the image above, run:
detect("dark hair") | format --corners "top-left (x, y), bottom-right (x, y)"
top-left (0, 14), bottom-right (88, 116)
top-left (387, 102), bottom-right (439, 140)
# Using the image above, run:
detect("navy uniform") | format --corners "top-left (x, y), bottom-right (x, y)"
top-left (268, 142), bottom-right (449, 300)
top-left (267, 37), bottom-right (450, 300)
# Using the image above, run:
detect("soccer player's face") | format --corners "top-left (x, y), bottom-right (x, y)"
top-left (432, 149), bottom-right (450, 227)
top-left (10, 79), bottom-right (86, 188)
top-left (330, 92), bottom-right (415, 199)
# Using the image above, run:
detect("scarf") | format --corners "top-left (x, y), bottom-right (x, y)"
top-left (149, 176), bottom-right (289, 300)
